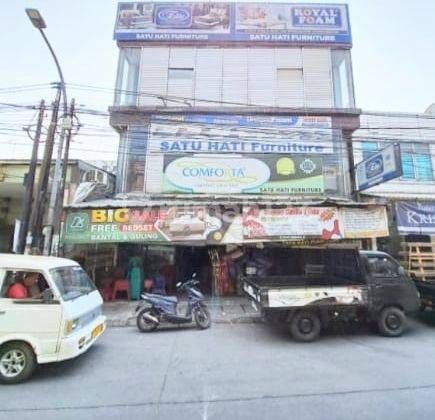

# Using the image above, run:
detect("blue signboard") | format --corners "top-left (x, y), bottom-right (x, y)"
top-left (355, 144), bottom-right (402, 191)
top-left (395, 202), bottom-right (435, 235)
top-left (114, 2), bottom-right (352, 46)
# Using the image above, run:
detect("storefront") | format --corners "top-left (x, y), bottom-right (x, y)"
top-left (61, 202), bottom-right (389, 300)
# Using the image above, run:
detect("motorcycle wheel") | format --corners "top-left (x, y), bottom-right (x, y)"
top-left (136, 308), bottom-right (158, 332)
top-left (194, 306), bottom-right (211, 329)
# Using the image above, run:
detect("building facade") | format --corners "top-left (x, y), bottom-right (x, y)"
top-left (353, 111), bottom-right (435, 261)
top-left (0, 159), bottom-right (115, 253)
top-left (63, 2), bottom-right (392, 298)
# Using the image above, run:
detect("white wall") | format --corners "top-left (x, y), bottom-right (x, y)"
top-left (353, 113), bottom-right (435, 198)
top-left (137, 46), bottom-right (333, 108)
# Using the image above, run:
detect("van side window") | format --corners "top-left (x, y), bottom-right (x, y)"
top-left (0, 271), bottom-right (50, 300)
top-left (367, 257), bottom-right (399, 277)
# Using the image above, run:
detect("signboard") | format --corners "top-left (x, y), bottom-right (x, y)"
top-left (355, 144), bottom-right (402, 191)
top-left (340, 207), bottom-right (389, 239)
top-left (149, 114), bottom-right (334, 155)
top-left (162, 154), bottom-right (324, 195)
top-left (395, 202), bottom-right (435, 235)
top-left (114, 2), bottom-right (352, 45)
top-left (243, 207), bottom-right (342, 240)
top-left (63, 206), bottom-right (243, 244)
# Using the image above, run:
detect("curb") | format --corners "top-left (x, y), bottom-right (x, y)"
top-left (106, 315), bottom-right (262, 328)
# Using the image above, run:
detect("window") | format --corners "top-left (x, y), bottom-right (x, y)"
top-left (1, 271), bottom-right (50, 300)
top-left (401, 143), bottom-right (433, 181)
top-left (167, 68), bottom-right (194, 98)
top-left (125, 126), bottom-right (147, 193)
top-left (360, 141), bottom-right (433, 181)
top-left (276, 68), bottom-right (304, 107)
top-left (50, 266), bottom-right (96, 301)
top-left (115, 48), bottom-right (141, 106)
top-left (332, 50), bottom-right (355, 108)
top-left (361, 141), bottom-right (379, 160)
top-left (366, 256), bottom-right (400, 277)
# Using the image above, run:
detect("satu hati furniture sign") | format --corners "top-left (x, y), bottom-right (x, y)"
top-left (114, 2), bottom-right (351, 45)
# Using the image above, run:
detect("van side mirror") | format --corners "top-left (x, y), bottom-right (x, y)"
top-left (42, 289), bottom-right (54, 303)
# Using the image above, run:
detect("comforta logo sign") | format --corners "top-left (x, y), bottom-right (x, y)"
top-left (162, 154), bottom-right (324, 195)
top-left (292, 7), bottom-right (342, 27)
top-left (164, 156), bottom-right (270, 193)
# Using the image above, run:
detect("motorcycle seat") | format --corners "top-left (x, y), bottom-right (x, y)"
top-left (144, 293), bottom-right (177, 303)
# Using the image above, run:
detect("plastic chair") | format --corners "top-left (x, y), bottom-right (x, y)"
top-left (111, 279), bottom-right (131, 300)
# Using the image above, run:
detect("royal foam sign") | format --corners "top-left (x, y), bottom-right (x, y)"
top-left (292, 7), bottom-right (342, 27)
top-left (114, 2), bottom-right (352, 45)
top-left (355, 144), bottom-right (402, 191)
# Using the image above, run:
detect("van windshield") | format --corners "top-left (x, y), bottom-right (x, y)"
top-left (50, 266), bottom-right (96, 301)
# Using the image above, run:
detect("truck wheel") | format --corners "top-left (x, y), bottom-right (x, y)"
top-left (0, 342), bottom-right (37, 384)
top-left (377, 307), bottom-right (406, 337)
top-left (290, 311), bottom-right (321, 342)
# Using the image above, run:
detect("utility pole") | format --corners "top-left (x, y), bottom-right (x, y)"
top-left (27, 88), bottom-right (61, 254)
top-left (48, 98), bottom-right (76, 256)
top-left (17, 100), bottom-right (45, 254)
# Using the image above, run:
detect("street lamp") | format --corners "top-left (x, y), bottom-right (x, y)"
top-left (25, 8), bottom-right (71, 255)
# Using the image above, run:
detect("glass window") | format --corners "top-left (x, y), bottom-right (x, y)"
top-left (115, 48), bottom-right (141, 106)
top-left (367, 256), bottom-right (400, 277)
top-left (332, 50), bottom-right (355, 108)
top-left (361, 141), bottom-right (379, 160)
top-left (400, 142), bottom-right (433, 181)
top-left (50, 266), bottom-right (96, 301)
top-left (125, 126), bottom-right (147, 192)
top-left (1, 271), bottom-right (50, 300)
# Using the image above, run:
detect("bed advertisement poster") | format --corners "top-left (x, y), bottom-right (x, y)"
top-left (114, 2), bottom-right (352, 45)
top-left (63, 206), bottom-right (388, 244)
top-left (63, 206), bottom-right (244, 245)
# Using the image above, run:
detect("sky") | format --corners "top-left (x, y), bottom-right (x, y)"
top-left (0, 0), bottom-right (434, 161)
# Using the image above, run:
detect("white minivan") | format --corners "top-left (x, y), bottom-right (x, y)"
top-left (0, 254), bottom-right (106, 384)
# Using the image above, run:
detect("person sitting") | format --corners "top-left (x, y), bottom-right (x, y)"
top-left (23, 273), bottom-right (43, 299)
top-left (6, 279), bottom-right (28, 299)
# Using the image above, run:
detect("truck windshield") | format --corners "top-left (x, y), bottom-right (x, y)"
top-left (50, 266), bottom-right (96, 301)
top-left (367, 256), bottom-right (400, 277)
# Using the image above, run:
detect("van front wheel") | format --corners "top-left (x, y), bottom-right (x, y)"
top-left (377, 307), bottom-right (406, 337)
top-left (0, 342), bottom-right (36, 384)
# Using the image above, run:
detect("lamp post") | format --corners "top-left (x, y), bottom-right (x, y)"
top-left (25, 8), bottom-right (71, 255)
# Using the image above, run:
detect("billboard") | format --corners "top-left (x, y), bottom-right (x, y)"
top-left (355, 144), bottom-right (402, 191)
top-left (114, 2), bottom-right (352, 45)
top-left (63, 206), bottom-right (243, 244)
top-left (395, 202), bottom-right (435, 235)
top-left (161, 154), bottom-right (324, 195)
top-left (149, 114), bottom-right (334, 155)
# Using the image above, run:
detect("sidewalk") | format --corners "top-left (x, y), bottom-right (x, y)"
top-left (103, 297), bottom-right (262, 327)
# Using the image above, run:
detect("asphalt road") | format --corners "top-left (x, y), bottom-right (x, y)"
top-left (2, 313), bottom-right (435, 420)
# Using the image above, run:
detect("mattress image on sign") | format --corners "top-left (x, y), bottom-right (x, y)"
top-left (267, 286), bottom-right (366, 308)
top-left (163, 156), bottom-right (271, 194)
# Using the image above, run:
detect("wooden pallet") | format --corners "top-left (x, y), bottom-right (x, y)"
top-left (400, 242), bottom-right (435, 281)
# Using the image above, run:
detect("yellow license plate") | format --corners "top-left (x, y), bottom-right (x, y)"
top-left (92, 324), bottom-right (103, 339)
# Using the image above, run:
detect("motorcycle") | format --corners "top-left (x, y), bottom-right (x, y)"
top-left (135, 273), bottom-right (211, 332)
